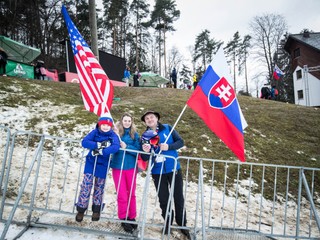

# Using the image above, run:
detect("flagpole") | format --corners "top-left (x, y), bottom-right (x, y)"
top-left (158, 104), bottom-right (188, 155)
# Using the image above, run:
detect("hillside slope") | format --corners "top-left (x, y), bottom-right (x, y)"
top-left (0, 76), bottom-right (319, 169)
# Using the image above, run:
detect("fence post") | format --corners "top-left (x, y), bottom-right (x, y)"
top-left (301, 169), bottom-right (320, 231)
top-left (199, 160), bottom-right (206, 240)
top-left (296, 168), bottom-right (303, 239)
top-left (0, 136), bottom-right (45, 240)
top-left (0, 126), bottom-right (11, 220)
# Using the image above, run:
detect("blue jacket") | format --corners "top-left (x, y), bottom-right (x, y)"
top-left (141, 123), bottom-right (184, 174)
top-left (124, 70), bottom-right (130, 79)
top-left (82, 125), bottom-right (120, 178)
top-left (110, 128), bottom-right (141, 170)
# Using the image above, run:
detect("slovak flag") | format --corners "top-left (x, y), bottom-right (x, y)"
top-left (273, 64), bottom-right (284, 80)
top-left (61, 5), bottom-right (113, 116)
top-left (187, 48), bottom-right (247, 162)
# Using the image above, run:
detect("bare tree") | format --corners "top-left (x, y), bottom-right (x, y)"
top-left (249, 13), bottom-right (288, 82)
top-left (167, 46), bottom-right (183, 78)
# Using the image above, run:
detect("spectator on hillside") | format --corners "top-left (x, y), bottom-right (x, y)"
top-left (260, 85), bottom-right (271, 100)
top-left (170, 68), bottom-right (177, 88)
top-left (192, 73), bottom-right (198, 89)
top-left (34, 60), bottom-right (45, 80)
top-left (0, 47), bottom-right (8, 76)
top-left (270, 85), bottom-right (278, 100)
top-left (123, 66), bottom-right (131, 87)
top-left (133, 67), bottom-right (140, 87)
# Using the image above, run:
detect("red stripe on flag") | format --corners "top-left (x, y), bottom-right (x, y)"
top-left (75, 48), bottom-right (103, 102)
top-left (78, 81), bottom-right (94, 109)
top-left (75, 56), bottom-right (103, 105)
top-left (187, 86), bottom-right (245, 161)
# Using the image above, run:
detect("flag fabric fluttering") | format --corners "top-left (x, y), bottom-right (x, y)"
top-left (187, 48), bottom-right (248, 162)
top-left (61, 5), bottom-right (113, 116)
top-left (273, 64), bottom-right (284, 80)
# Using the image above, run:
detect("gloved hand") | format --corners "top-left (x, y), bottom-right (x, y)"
top-left (101, 140), bottom-right (110, 148)
top-left (92, 149), bottom-right (103, 156)
top-left (141, 130), bottom-right (158, 145)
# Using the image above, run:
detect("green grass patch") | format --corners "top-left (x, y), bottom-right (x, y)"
top-left (1, 76), bottom-right (320, 200)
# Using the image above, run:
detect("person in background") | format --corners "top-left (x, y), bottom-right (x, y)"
top-left (123, 66), bottom-right (131, 87)
top-left (170, 68), bottom-right (177, 88)
top-left (140, 111), bottom-right (191, 239)
top-left (260, 85), bottom-right (271, 99)
top-left (111, 112), bottom-right (141, 233)
top-left (0, 47), bottom-right (8, 76)
top-left (270, 85), bottom-right (278, 100)
top-left (75, 115), bottom-right (120, 223)
top-left (192, 73), bottom-right (198, 89)
top-left (133, 67), bottom-right (140, 87)
top-left (34, 60), bottom-right (45, 80)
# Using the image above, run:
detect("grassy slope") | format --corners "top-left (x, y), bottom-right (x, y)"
top-left (1, 76), bottom-right (319, 168)
top-left (1, 76), bottom-right (320, 199)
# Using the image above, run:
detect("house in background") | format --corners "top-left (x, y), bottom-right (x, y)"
top-left (284, 31), bottom-right (320, 107)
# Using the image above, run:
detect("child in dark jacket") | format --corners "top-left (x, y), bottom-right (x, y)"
top-left (75, 116), bottom-right (120, 222)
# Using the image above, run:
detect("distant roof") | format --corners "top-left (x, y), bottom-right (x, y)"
top-left (284, 32), bottom-right (320, 52)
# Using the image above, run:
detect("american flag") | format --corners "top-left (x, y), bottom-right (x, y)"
top-left (61, 5), bottom-right (113, 116)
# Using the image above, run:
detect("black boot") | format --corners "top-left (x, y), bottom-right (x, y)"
top-left (92, 212), bottom-right (100, 221)
top-left (128, 218), bottom-right (137, 230)
top-left (181, 229), bottom-right (191, 239)
top-left (75, 206), bottom-right (86, 222)
top-left (75, 212), bottom-right (84, 222)
top-left (121, 219), bottom-right (134, 233)
top-left (91, 204), bottom-right (101, 221)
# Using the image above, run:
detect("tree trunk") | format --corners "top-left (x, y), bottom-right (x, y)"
top-left (163, 26), bottom-right (167, 78)
top-left (89, 0), bottom-right (99, 60)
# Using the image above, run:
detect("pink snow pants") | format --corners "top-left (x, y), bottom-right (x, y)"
top-left (112, 168), bottom-right (137, 220)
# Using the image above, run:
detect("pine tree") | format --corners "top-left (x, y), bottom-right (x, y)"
top-left (149, 0), bottom-right (180, 76)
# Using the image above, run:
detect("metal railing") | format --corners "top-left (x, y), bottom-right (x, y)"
top-left (0, 128), bottom-right (319, 240)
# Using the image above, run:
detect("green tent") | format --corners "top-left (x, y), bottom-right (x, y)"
top-left (129, 72), bottom-right (170, 87)
top-left (0, 35), bottom-right (41, 64)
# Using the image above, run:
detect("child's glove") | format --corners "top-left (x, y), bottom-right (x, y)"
top-left (97, 141), bottom-right (110, 149)
top-left (101, 140), bottom-right (111, 148)
top-left (92, 149), bottom-right (103, 156)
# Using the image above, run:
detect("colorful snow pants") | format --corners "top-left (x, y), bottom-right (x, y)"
top-left (112, 168), bottom-right (137, 219)
top-left (76, 173), bottom-right (106, 213)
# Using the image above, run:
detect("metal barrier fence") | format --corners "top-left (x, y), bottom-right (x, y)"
top-left (0, 128), bottom-right (319, 240)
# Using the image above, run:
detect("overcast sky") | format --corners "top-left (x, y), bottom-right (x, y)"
top-left (166, 0), bottom-right (319, 56)
top-left (97, 0), bottom-right (320, 93)
top-left (97, 0), bottom-right (320, 58)
top-left (167, 0), bottom-right (320, 93)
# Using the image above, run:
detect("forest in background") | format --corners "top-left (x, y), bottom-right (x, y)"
top-left (1, 0), bottom-right (313, 103)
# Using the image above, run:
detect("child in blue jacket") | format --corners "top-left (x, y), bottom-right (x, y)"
top-left (110, 112), bottom-right (141, 233)
top-left (75, 116), bottom-right (120, 222)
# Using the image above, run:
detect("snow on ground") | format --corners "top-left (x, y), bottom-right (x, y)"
top-left (1, 101), bottom-right (319, 240)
